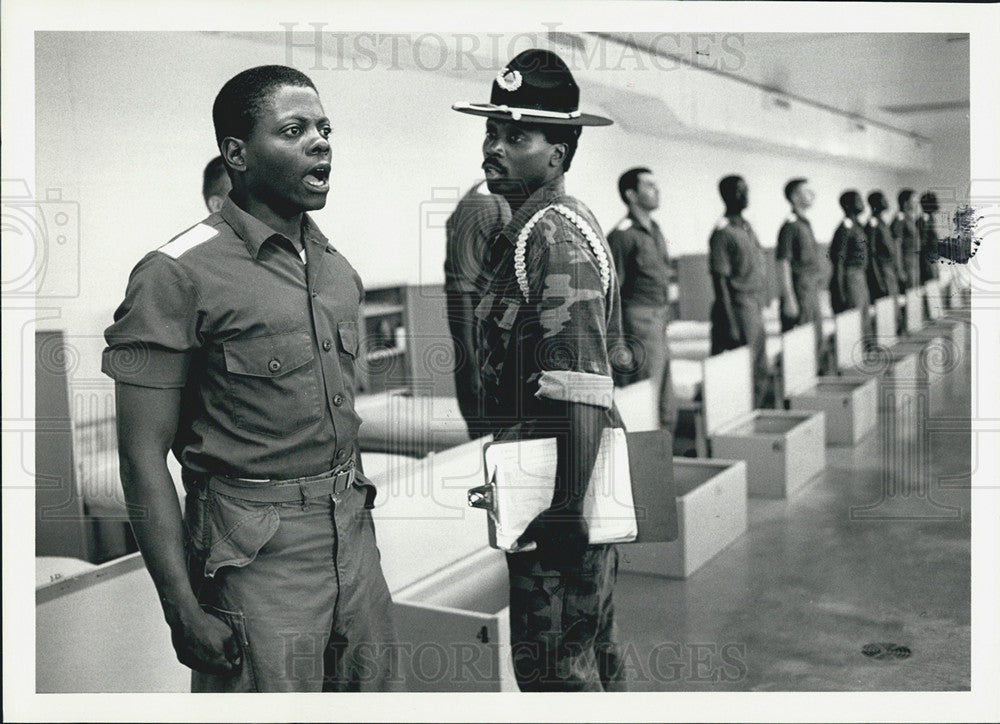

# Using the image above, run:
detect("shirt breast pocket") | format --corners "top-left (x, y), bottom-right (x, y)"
top-left (223, 331), bottom-right (323, 438)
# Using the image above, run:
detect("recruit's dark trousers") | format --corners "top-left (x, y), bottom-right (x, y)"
top-left (619, 303), bottom-right (678, 433)
top-left (506, 546), bottom-right (626, 692)
top-left (183, 465), bottom-right (399, 692)
top-left (711, 294), bottom-right (769, 409)
top-left (831, 268), bottom-right (873, 343)
top-left (445, 289), bottom-right (489, 438)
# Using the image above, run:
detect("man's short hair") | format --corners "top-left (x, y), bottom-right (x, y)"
top-left (784, 178), bottom-right (808, 202)
top-left (919, 190), bottom-right (939, 213)
top-left (867, 190), bottom-right (885, 208)
top-left (535, 123), bottom-right (582, 173)
top-left (618, 167), bottom-right (653, 204)
top-left (202, 156), bottom-right (229, 204)
top-left (839, 190), bottom-right (859, 214)
top-left (898, 188), bottom-right (915, 208)
top-left (212, 65), bottom-right (318, 150)
top-left (718, 175), bottom-right (744, 202)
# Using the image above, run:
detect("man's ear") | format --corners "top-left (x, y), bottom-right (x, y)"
top-left (624, 188), bottom-right (637, 207)
top-left (549, 142), bottom-right (567, 169)
top-left (221, 137), bottom-right (247, 174)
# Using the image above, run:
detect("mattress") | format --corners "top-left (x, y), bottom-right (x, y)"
top-left (354, 390), bottom-right (472, 456)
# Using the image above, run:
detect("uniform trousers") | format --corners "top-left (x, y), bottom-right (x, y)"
top-left (780, 277), bottom-right (823, 366)
top-left (619, 303), bottom-right (677, 433)
top-left (506, 545), bottom-right (626, 692)
top-left (711, 294), bottom-right (769, 409)
top-left (184, 467), bottom-right (398, 692)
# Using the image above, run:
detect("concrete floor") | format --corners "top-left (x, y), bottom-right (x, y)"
top-left (615, 317), bottom-right (972, 691)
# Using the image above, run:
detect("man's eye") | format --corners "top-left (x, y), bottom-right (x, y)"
top-left (320, 127), bottom-right (332, 138)
top-left (284, 126), bottom-right (301, 137)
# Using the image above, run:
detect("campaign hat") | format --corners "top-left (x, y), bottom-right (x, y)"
top-left (452, 48), bottom-right (612, 127)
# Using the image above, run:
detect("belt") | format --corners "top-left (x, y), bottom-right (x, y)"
top-left (206, 463), bottom-right (357, 503)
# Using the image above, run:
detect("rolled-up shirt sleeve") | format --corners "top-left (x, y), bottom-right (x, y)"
top-left (102, 252), bottom-right (202, 388)
top-left (528, 219), bottom-right (614, 410)
top-left (776, 223), bottom-right (795, 262)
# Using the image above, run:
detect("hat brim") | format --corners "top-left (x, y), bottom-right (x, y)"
top-left (452, 102), bottom-right (612, 127)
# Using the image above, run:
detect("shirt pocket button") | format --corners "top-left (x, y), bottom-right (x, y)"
top-left (267, 359), bottom-right (281, 373)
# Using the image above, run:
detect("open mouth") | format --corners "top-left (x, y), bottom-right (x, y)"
top-left (304, 164), bottom-right (330, 191)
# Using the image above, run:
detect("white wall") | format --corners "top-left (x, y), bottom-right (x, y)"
top-left (36, 31), bottom-right (941, 380)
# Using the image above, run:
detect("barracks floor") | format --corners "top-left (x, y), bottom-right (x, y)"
top-left (614, 312), bottom-right (972, 692)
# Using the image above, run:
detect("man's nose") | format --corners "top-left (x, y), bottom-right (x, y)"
top-left (484, 137), bottom-right (504, 155)
top-left (308, 131), bottom-right (330, 154)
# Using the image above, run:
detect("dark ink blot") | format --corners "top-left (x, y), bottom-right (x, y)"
top-left (937, 205), bottom-right (983, 265)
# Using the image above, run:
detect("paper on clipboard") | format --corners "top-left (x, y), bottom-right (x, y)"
top-left (482, 427), bottom-right (637, 552)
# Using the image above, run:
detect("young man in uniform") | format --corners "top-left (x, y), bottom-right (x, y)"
top-left (201, 155), bottom-right (232, 213)
top-left (103, 65), bottom-right (397, 692)
top-left (452, 48), bottom-right (626, 692)
top-left (709, 175), bottom-right (770, 409)
top-left (443, 180), bottom-right (510, 438)
top-left (829, 190), bottom-right (872, 338)
top-left (607, 167), bottom-right (678, 434)
top-left (866, 190), bottom-right (905, 301)
top-left (891, 188), bottom-right (919, 292)
top-left (776, 178), bottom-right (823, 362)
top-left (917, 190), bottom-right (942, 285)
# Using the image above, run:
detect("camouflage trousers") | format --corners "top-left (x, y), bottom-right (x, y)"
top-left (506, 545), bottom-right (626, 692)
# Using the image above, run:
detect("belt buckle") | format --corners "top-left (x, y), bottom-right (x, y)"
top-left (333, 466), bottom-right (356, 496)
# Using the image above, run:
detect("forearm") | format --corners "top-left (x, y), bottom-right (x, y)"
top-left (551, 401), bottom-right (604, 515)
top-left (713, 274), bottom-right (738, 330)
top-left (120, 452), bottom-right (200, 626)
top-left (778, 260), bottom-right (795, 304)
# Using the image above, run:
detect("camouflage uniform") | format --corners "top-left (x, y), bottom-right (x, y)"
top-left (474, 176), bottom-right (628, 692)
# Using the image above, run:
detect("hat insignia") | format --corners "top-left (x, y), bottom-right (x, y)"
top-left (496, 67), bottom-right (523, 92)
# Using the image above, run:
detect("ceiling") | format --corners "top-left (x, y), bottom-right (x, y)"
top-left (606, 32), bottom-right (970, 144)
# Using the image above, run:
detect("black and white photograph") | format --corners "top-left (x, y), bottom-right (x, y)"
top-left (3, 1), bottom-right (999, 721)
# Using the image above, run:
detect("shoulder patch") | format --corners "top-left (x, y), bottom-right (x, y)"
top-left (159, 223), bottom-right (219, 259)
top-left (896, 211), bottom-right (905, 221)
top-left (615, 217), bottom-right (633, 231)
top-left (843, 218), bottom-right (853, 229)
top-left (715, 217), bottom-right (729, 230)
top-left (868, 217), bottom-right (878, 228)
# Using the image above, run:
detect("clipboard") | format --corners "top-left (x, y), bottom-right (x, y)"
top-left (467, 428), bottom-right (678, 552)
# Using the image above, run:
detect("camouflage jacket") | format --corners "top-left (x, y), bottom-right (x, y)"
top-left (474, 176), bottom-right (626, 438)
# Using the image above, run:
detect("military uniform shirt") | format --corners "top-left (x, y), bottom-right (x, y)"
top-left (474, 176), bottom-right (625, 434)
top-left (444, 181), bottom-right (512, 294)
top-left (776, 212), bottom-right (822, 281)
top-left (708, 214), bottom-right (768, 303)
top-left (607, 212), bottom-right (673, 306)
top-left (102, 196), bottom-right (364, 479)
top-left (829, 218), bottom-right (868, 269)
top-left (891, 212), bottom-right (919, 259)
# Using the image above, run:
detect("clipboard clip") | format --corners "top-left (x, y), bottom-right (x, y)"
top-left (467, 473), bottom-right (496, 511)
